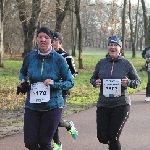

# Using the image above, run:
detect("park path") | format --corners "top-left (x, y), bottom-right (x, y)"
top-left (0, 90), bottom-right (150, 150)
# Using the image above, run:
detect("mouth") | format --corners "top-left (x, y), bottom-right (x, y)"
top-left (110, 50), bottom-right (116, 52)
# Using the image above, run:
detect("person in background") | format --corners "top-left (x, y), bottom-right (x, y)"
top-left (17, 26), bottom-right (74, 150)
top-left (51, 32), bottom-right (78, 150)
top-left (141, 46), bottom-right (150, 71)
top-left (90, 35), bottom-right (141, 150)
top-left (144, 46), bottom-right (150, 101)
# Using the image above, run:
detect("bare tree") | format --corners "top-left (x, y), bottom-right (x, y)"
top-left (122, 0), bottom-right (127, 51)
top-left (0, 0), bottom-right (4, 67)
top-left (146, 18), bottom-right (150, 46)
top-left (70, 0), bottom-right (77, 56)
top-left (141, 0), bottom-right (148, 40)
top-left (55, 0), bottom-right (70, 32)
top-left (16, 0), bottom-right (42, 57)
top-left (75, 0), bottom-right (83, 69)
top-left (129, 0), bottom-right (140, 58)
top-left (2, 0), bottom-right (149, 58)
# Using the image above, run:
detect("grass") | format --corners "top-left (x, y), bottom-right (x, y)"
top-left (0, 50), bottom-right (148, 116)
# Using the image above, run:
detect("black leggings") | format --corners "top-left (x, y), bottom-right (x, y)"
top-left (96, 105), bottom-right (130, 150)
top-left (146, 71), bottom-right (150, 97)
top-left (53, 95), bottom-right (71, 144)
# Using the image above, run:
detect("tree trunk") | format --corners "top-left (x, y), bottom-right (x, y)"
top-left (16, 0), bottom-right (42, 57)
top-left (141, 0), bottom-right (148, 41)
top-left (145, 18), bottom-right (150, 46)
top-left (55, 0), bottom-right (70, 32)
top-left (75, 0), bottom-right (83, 69)
top-left (133, 0), bottom-right (140, 58)
top-left (122, 0), bottom-right (127, 52)
top-left (70, 0), bottom-right (76, 57)
top-left (129, 0), bottom-right (136, 58)
top-left (0, 0), bottom-right (4, 67)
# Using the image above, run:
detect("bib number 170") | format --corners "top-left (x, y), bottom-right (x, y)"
top-left (35, 91), bottom-right (46, 95)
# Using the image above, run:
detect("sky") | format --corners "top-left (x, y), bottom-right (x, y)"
top-left (106, 0), bottom-right (150, 5)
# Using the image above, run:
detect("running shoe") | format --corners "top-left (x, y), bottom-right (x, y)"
top-left (67, 120), bottom-right (78, 139)
top-left (108, 144), bottom-right (109, 150)
top-left (145, 97), bottom-right (150, 101)
top-left (52, 142), bottom-right (62, 150)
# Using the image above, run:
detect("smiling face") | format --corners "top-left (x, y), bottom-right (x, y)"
top-left (108, 42), bottom-right (121, 58)
top-left (37, 32), bottom-right (51, 53)
top-left (52, 38), bottom-right (61, 51)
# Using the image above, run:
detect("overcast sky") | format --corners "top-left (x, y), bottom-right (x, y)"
top-left (106, 0), bottom-right (150, 5)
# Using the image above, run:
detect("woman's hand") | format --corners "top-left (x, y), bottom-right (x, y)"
top-left (95, 79), bottom-right (101, 88)
top-left (44, 79), bottom-right (54, 86)
top-left (121, 76), bottom-right (128, 87)
top-left (17, 79), bottom-right (25, 88)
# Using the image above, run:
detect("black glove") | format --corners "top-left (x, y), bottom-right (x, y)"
top-left (17, 82), bottom-right (30, 95)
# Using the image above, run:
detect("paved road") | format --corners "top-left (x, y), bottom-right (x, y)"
top-left (0, 90), bottom-right (150, 150)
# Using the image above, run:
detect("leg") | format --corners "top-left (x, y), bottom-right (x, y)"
top-left (24, 108), bottom-right (41, 150)
top-left (39, 108), bottom-right (62, 150)
top-left (58, 118), bottom-right (71, 128)
top-left (52, 127), bottom-right (62, 150)
top-left (109, 105), bottom-right (130, 150)
top-left (52, 94), bottom-right (70, 149)
top-left (146, 71), bottom-right (150, 97)
top-left (53, 128), bottom-right (61, 144)
top-left (52, 117), bottom-right (70, 147)
top-left (96, 107), bottom-right (111, 144)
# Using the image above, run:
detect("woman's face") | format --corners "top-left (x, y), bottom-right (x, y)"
top-left (108, 43), bottom-right (121, 58)
top-left (37, 32), bottom-right (51, 53)
top-left (52, 38), bottom-right (61, 51)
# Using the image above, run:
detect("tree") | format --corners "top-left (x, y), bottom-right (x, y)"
top-left (0, 0), bottom-right (4, 67)
top-left (16, 0), bottom-right (42, 57)
top-left (75, 0), bottom-right (83, 69)
top-left (141, 0), bottom-right (148, 41)
top-left (70, 0), bottom-right (77, 57)
top-left (122, 0), bottom-right (127, 52)
top-left (129, 0), bottom-right (140, 58)
top-left (146, 19), bottom-right (150, 46)
top-left (55, 0), bottom-right (70, 32)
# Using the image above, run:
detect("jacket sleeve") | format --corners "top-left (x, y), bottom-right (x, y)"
top-left (145, 49), bottom-right (150, 63)
top-left (127, 61), bottom-right (141, 89)
top-left (90, 61), bottom-right (100, 87)
top-left (66, 56), bottom-right (78, 77)
top-left (19, 54), bottom-right (29, 81)
top-left (50, 57), bottom-right (74, 90)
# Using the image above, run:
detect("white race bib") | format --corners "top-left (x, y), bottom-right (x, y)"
top-left (103, 79), bottom-right (121, 97)
top-left (30, 82), bottom-right (50, 103)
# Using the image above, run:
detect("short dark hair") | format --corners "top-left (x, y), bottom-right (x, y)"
top-left (37, 26), bottom-right (54, 39)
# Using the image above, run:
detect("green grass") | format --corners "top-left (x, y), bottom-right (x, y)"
top-left (0, 50), bottom-right (148, 115)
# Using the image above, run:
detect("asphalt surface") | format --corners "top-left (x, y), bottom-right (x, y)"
top-left (0, 90), bottom-right (150, 150)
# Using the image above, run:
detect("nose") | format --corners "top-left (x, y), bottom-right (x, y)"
top-left (41, 37), bottom-right (46, 41)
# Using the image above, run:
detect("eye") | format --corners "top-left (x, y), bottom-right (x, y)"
top-left (38, 35), bottom-right (42, 39)
top-left (45, 36), bottom-right (50, 39)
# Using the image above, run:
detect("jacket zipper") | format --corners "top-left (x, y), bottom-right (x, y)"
top-left (41, 58), bottom-right (44, 75)
top-left (110, 61), bottom-right (114, 76)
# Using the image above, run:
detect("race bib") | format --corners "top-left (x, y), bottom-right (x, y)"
top-left (103, 79), bottom-right (121, 97)
top-left (30, 82), bottom-right (50, 103)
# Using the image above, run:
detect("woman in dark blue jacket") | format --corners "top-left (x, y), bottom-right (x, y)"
top-left (52, 32), bottom-right (78, 150)
top-left (18, 27), bottom-right (74, 150)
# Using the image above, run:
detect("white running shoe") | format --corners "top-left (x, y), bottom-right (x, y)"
top-left (145, 97), bottom-right (150, 101)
